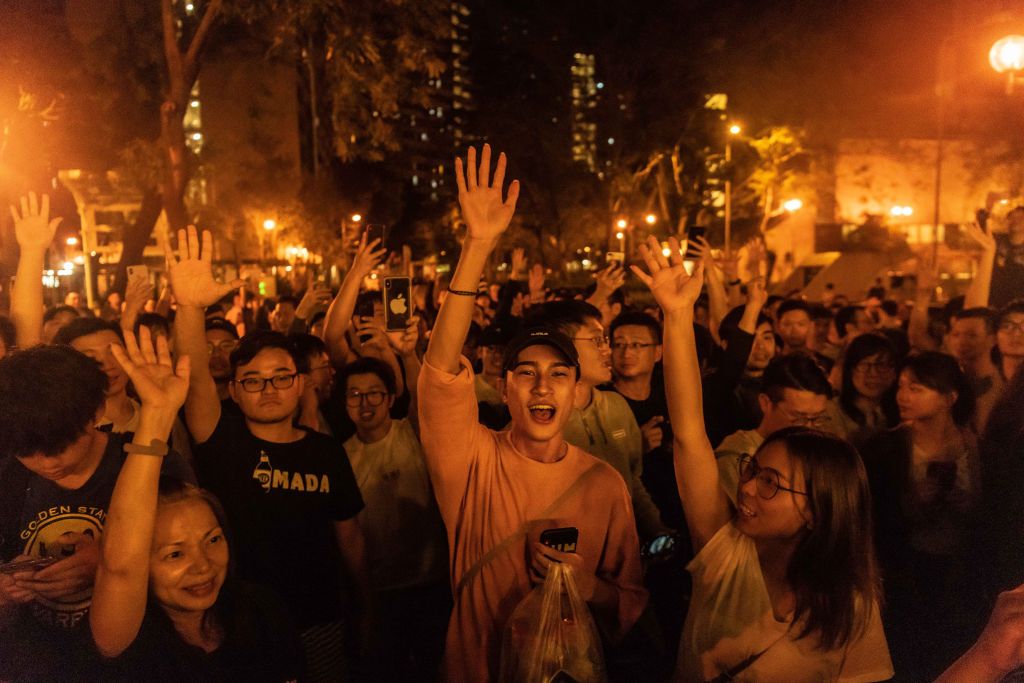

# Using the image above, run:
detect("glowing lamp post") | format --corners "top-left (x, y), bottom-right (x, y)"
top-left (644, 213), bottom-right (658, 225)
top-left (990, 35), bottom-right (1024, 94)
top-left (725, 123), bottom-right (742, 254)
top-left (782, 198), bottom-right (803, 213)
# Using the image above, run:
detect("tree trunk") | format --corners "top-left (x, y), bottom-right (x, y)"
top-left (111, 187), bottom-right (163, 295)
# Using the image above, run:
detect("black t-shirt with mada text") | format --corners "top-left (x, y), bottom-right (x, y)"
top-left (192, 412), bottom-right (364, 631)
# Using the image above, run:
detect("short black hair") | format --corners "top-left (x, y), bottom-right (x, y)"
top-left (776, 299), bottom-right (812, 321)
top-left (275, 295), bottom-right (298, 309)
top-left (52, 317), bottom-right (124, 346)
top-left (229, 330), bottom-right (298, 376)
top-left (834, 305), bottom-right (865, 338)
top-left (288, 333), bottom-right (329, 374)
top-left (526, 300), bottom-right (603, 337)
top-left (880, 300), bottom-right (899, 318)
top-left (951, 306), bottom-right (996, 334)
top-left (0, 346), bottom-right (108, 459)
top-left (608, 311), bottom-right (662, 344)
top-left (205, 317), bottom-right (240, 339)
top-left (134, 313), bottom-right (171, 339)
top-left (996, 299), bottom-right (1024, 328)
top-left (762, 353), bottom-right (833, 402)
top-left (43, 305), bottom-right (80, 324)
top-left (338, 356), bottom-right (397, 396)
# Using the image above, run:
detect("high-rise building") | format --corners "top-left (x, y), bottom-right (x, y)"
top-left (408, 2), bottom-right (474, 203)
top-left (570, 52), bottom-right (598, 172)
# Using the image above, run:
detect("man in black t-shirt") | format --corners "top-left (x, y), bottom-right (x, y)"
top-left (170, 227), bottom-right (369, 681)
top-left (0, 346), bottom-right (193, 682)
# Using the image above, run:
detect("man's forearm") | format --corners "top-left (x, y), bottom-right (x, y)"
top-left (11, 250), bottom-right (47, 347)
top-left (425, 237), bottom-right (497, 374)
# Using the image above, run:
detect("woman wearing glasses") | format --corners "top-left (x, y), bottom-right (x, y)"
top-left (861, 351), bottom-right (981, 680)
top-left (825, 333), bottom-right (901, 446)
top-left (632, 235), bottom-right (892, 682)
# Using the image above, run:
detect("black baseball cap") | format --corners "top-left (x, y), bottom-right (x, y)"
top-left (501, 327), bottom-right (580, 377)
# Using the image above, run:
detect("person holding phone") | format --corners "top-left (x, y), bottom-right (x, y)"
top-left (419, 145), bottom-right (645, 682)
top-left (88, 328), bottom-right (304, 680)
top-left (0, 344), bottom-right (194, 681)
top-left (632, 235), bottom-right (892, 682)
top-left (860, 351), bottom-right (982, 680)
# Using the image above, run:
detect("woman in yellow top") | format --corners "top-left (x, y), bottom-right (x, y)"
top-left (632, 236), bottom-right (893, 683)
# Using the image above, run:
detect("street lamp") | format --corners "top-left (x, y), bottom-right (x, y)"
top-left (782, 198), bottom-right (803, 213)
top-left (644, 213), bottom-right (657, 225)
top-left (990, 35), bottom-right (1024, 94)
top-left (262, 218), bottom-right (277, 231)
top-left (615, 218), bottom-right (627, 230)
top-left (725, 122), bottom-right (742, 254)
top-left (351, 213), bottom-right (363, 223)
top-left (66, 236), bottom-right (79, 246)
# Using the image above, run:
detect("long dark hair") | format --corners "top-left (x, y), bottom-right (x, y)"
top-left (758, 427), bottom-right (881, 651)
top-left (839, 333), bottom-right (899, 428)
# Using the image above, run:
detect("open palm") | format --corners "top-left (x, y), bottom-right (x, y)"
top-left (166, 226), bottom-right (243, 307)
top-left (111, 328), bottom-right (190, 414)
top-left (10, 192), bottom-right (62, 251)
top-left (455, 144), bottom-right (520, 242)
top-left (631, 236), bottom-right (705, 315)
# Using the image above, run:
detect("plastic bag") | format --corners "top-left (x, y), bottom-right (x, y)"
top-left (499, 562), bottom-right (608, 683)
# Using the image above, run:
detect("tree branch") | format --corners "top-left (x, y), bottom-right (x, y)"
top-left (161, 0), bottom-right (183, 96)
top-left (182, 0), bottom-right (224, 92)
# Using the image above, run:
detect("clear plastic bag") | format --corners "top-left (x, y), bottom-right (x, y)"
top-left (499, 562), bottom-right (608, 683)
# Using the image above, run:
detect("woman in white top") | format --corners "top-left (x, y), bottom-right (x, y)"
top-left (632, 236), bottom-right (893, 683)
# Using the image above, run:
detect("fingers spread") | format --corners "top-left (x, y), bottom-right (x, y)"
top-left (454, 157), bottom-right (467, 196)
top-left (504, 179), bottom-right (520, 209)
top-left (466, 147), bottom-right (478, 190)
top-left (493, 152), bottom-right (507, 192)
top-left (479, 143), bottom-right (492, 188)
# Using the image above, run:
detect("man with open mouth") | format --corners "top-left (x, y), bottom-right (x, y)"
top-left (418, 144), bottom-right (646, 682)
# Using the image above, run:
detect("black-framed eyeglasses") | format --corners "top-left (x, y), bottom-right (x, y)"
top-left (233, 373), bottom-right (298, 393)
top-left (207, 340), bottom-right (239, 354)
top-left (345, 390), bottom-right (389, 407)
top-left (573, 335), bottom-right (610, 349)
top-left (772, 403), bottom-right (830, 428)
top-left (738, 454), bottom-right (808, 500)
top-left (610, 341), bottom-right (659, 352)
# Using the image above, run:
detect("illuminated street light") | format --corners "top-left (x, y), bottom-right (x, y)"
top-left (616, 218), bottom-right (628, 229)
top-left (66, 236), bottom-right (79, 246)
top-left (351, 214), bottom-right (363, 223)
top-left (262, 219), bottom-right (277, 231)
top-left (615, 231), bottom-right (625, 240)
top-left (661, 247), bottom-right (672, 258)
top-left (728, 124), bottom-right (742, 136)
top-left (890, 205), bottom-right (914, 217)
top-left (782, 198), bottom-right (803, 213)
top-left (645, 213), bottom-right (657, 225)
top-left (62, 261), bottom-right (74, 271)
top-left (991, 35), bottom-right (1024, 93)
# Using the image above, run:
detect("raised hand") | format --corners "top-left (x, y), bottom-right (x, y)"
top-left (965, 221), bottom-right (996, 253)
top-left (454, 144), bottom-right (520, 243)
top-left (746, 276), bottom-right (768, 310)
top-left (165, 227), bottom-right (244, 308)
top-left (386, 315), bottom-right (421, 356)
top-left (123, 271), bottom-right (154, 316)
top-left (743, 236), bottom-right (768, 280)
top-left (351, 231), bottom-right (388, 279)
top-left (528, 262), bottom-right (546, 300)
top-left (916, 253), bottom-right (939, 294)
top-left (631, 236), bottom-right (705, 316)
top-left (510, 247), bottom-right (528, 280)
top-left (110, 327), bottom-right (190, 415)
top-left (593, 262), bottom-right (626, 299)
top-left (9, 192), bottom-right (62, 251)
top-left (296, 281), bottom-right (332, 321)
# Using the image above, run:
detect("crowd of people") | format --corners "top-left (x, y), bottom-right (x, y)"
top-left (2, 147), bottom-right (1024, 682)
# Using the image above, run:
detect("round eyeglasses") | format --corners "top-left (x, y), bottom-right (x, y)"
top-left (738, 454), bottom-right (808, 500)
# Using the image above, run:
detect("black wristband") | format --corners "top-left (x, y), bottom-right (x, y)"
top-left (447, 288), bottom-right (477, 297)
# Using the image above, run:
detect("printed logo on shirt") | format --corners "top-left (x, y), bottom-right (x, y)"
top-left (252, 452), bottom-right (331, 494)
top-left (19, 506), bottom-right (105, 629)
top-left (611, 429), bottom-right (627, 440)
